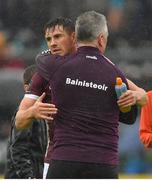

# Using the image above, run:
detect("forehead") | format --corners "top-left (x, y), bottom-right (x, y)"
top-left (45, 25), bottom-right (68, 37)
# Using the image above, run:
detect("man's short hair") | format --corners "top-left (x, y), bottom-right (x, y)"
top-left (75, 11), bottom-right (108, 42)
top-left (43, 17), bottom-right (75, 34)
top-left (23, 65), bottom-right (36, 85)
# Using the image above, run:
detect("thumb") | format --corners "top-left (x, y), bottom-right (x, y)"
top-left (37, 92), bottom-right (46, 102)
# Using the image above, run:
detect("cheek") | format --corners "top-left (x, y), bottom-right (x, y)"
top-left (64, 40), bottom-right (72, 49)
top-left (60, 40), bottom-right (69, 49)
top-left (47, 42), bottom-right (51, 49)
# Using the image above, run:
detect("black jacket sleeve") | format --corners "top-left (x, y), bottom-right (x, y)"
top-left (8, 111), bottom-right (35, 178)
top-left (119, 105), bottom-right (138, 125)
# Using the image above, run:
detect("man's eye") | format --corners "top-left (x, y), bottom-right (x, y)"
top-left (46, 37), bottom-right (51, 41)
top-left (55, 34), bottom-right (62, 39)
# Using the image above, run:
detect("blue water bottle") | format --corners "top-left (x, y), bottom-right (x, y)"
top-left (115, 77), bottom-right (131, 113)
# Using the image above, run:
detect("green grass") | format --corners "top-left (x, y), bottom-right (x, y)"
top-left (119, 174), bottom-right (152, 179)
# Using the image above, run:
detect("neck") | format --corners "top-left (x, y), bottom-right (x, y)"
top-left (72, 46), bottom-right (77, 53)
top-left (77, 42), bottom-right (104, 54)
top-left (77, 41), bottom-right (97, 48)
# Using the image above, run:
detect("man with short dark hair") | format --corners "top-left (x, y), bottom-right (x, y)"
top-left (44, 17), bottom-right (76, 56)
top-left (40, 17), bottom-right (77, 178)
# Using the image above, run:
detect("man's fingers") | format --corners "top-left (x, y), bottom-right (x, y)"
top-left (39, 109), bottom-right (58, 115)
top-left (37, 92), bottom-right (46, 102)
top-left (118, 97), bottom-right (134, 104)
top-left (118, 90), bottom-right (136, 106)
top-left (40, 111), bottom-right (57, 116)
top-left (40, 107), bottom-right (58, 112)
top-left (35, 94), bottom-right (58, 120)
top-left (118, 97), bottom-right (136, 106)
top-left (36, 110), bottom-right (57, 120)
top-left (119, 91), bottom-right (131, 98)
top-left (40, 115), bottom-right (54, 121)
top-left (37, 103), bottom-right (56, 108)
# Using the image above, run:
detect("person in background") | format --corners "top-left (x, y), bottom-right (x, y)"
top-left (15, 11), bottom-right (147, 178)
top-left (5, 65), bottom-right (48, 179)
top-left (107, 0), bottom-right (125, 47)
top-left (0, 31), bottom-right (25, 69)
top-left (140, 91), bottom-right (152, 147)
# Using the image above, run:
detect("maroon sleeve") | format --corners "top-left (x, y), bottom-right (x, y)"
top-left (36, 53), bottom-right (65, 81)
top-left (28, 72), bottom-right (48, 97)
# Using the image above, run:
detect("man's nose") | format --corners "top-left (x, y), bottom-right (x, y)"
top-left (50, 38), bottom-right (57, 47)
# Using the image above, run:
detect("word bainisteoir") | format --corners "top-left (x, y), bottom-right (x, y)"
top-left (65, 77), bottom-right (108, 91)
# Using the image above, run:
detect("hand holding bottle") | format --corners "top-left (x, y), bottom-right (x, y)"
top-left (115, 77), bottom-right (132, 113)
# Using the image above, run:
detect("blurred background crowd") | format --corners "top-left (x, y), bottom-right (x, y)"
top-left (0, 0), bottom-right (152, 176)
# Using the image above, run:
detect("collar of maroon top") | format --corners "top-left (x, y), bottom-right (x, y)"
top-left (77, 46), bottom-right (101, 54)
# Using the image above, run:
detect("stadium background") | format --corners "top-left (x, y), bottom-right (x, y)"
top-left (0, 0), bottom-right (152, 178)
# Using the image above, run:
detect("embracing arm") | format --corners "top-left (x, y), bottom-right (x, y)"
top-left (117, 79), bottom-right (148, 108)
top-left (15, 97), bottom-right (36, 129)
top-left (15, 93), bottom-right (57, 130)
top-left (105, 59), bottom-right (147, 106)
top-left (117, 78), bottom-right (148, 125)
top-left (106, 59), bottom-right (148, 106)
top-left (127, 79), bottom-right (148, 106)
top-left (15, 69), bottom-right (58, 130)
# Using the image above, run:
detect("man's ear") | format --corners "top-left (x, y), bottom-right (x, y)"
top-left (24, 84), bottom-right (29, 92)
top-left (98, 33), bottom-right (104, 47)
top-left (71, 32), bottom-right (76, 43)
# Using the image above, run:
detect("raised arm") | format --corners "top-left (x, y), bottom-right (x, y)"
top-left (104, 57), bottom-right (148, 107)
top-left (117, 79), bottom-right (148, 109)
top-left (126, 78), bottom-right (148, 106)
top-left (117, 79), bottom-right (148, 125)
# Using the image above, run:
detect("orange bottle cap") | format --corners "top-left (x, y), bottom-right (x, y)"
top-left (116, 77), bottom-right (122, 85)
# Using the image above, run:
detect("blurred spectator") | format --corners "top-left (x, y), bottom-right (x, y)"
top-left (124, 0), bottom-right (152, 46)
top-left (0, 31), bottom-right (25, 69)
top-left (107, 0), bottom-right (125, 32)
top-left (106, 0), bottom-right (125, 47)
